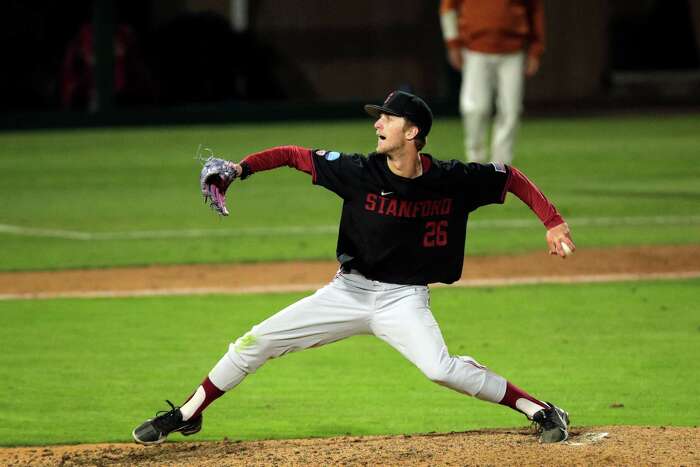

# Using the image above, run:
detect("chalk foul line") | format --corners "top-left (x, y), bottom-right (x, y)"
top-left (1, 215), bottom-right (699, 240)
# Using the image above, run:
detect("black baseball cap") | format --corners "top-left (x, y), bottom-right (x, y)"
top-left (364, 90), bottom-right (433, 139)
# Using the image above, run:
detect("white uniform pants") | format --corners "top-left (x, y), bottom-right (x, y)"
top-left (460, 49), bottom-right (525, 164)
top-left (209, 270), bottom-right (507, 403)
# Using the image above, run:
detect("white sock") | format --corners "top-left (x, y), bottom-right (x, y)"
top-left (516, 398), bottom-right (547, 419)
top-left (180, 386), bottom-right (205, 421)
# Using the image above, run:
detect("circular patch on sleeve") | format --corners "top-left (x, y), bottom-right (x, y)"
top-left (325, 151), bottom-right (340, 161)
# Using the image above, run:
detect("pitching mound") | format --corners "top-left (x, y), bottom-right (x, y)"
top-left (2, 426), bottom-right (698, 466)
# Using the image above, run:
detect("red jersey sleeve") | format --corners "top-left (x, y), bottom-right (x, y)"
top-left (241, 146), bottom-right (315, 179)
top-left (506, 166), bottom-right (564, 229)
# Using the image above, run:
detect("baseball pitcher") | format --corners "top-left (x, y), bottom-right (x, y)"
top-left (133, 91), bottom-right (573, 445)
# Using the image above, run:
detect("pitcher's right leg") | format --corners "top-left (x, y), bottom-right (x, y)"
top-left (133, 277), bottom-right (370, 445)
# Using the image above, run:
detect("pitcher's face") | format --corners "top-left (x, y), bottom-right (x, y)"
top-left (374, 113), bottom-right (413, 154)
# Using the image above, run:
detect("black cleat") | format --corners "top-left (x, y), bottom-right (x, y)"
top-left (532, 401), bottom-right (570, 443)
top-left (132, 400), bottom-right (203, 445)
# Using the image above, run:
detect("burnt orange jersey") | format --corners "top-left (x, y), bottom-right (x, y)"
top-left (440, 0), bottom-right (544, 58)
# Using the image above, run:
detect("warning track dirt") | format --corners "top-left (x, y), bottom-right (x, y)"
top-left (1, 245), bottom-right (699, 300)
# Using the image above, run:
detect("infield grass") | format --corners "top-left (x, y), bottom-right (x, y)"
top-left (1, 113), bottom-right (699, 271)
top-left (1, 278), bottom-right (698, 446)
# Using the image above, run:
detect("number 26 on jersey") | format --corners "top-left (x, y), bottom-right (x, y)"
top-left (423, 220), bottom-right (448, 247)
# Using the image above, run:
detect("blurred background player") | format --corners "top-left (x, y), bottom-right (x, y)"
top-left (440, 0), bottom-right (545, 164)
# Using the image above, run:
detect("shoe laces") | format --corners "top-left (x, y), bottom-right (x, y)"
top-left (532, 405), bottom-right (554, 433)
top-left (155, 400), bottom-right (177, 416)
top-left (152, 400), bottom-right (183, 431)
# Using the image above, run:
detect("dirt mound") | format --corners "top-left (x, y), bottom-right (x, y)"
top-left (2, 426), bottom-right (697, 466)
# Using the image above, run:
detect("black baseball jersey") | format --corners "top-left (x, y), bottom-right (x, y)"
top-left (311, 150), bottom-right (510, 285)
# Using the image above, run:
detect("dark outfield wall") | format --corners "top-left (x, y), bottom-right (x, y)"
top-left (1, 0), bottom-right (699, 129)
top-left (247, 0), bottom-right (612, 103)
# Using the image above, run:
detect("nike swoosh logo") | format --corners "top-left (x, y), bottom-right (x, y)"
top-left (380, 191), bottom-right (394, 196)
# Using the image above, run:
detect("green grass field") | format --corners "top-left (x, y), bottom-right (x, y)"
top-left (1, 279), bottom-right (698, 446)
top-left (1, 113), bottom-right (699, 447)
top-left (0, 114), bottom-right (699, 271)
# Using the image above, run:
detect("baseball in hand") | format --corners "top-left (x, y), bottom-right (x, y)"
top-left (561, 242), bottom-right (573, 256)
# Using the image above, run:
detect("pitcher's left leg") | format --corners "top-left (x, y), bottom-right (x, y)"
top-left (370, 286), bottom-right (569, 442)
top-left (370, 286), bottom-right (504, 400)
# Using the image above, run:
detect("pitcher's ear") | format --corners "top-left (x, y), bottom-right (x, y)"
top-left (405, 124), bottom-right (419, 140)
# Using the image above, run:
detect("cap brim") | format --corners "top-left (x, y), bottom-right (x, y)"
top-left (364, 104), bottom-right (401, 119)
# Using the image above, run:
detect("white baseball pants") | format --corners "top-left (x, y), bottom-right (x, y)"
top-left (460, 50), bottom-right (525, 164)
top-left (208, 270), bottom-right (507, 403)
